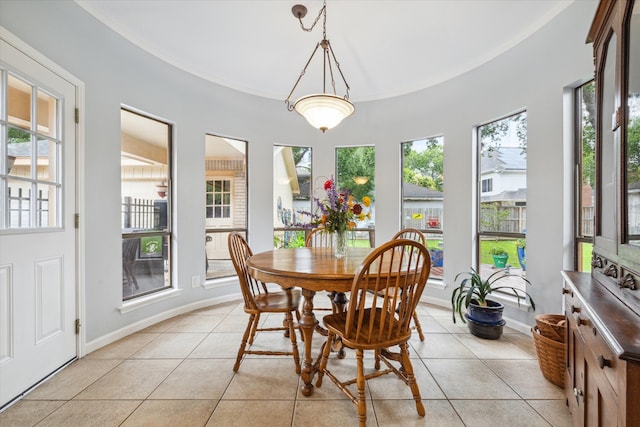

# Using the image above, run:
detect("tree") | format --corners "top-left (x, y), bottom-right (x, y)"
top-left (581, 81), bottom-right (596, 187)
top-left (480, 112), bottom-right (527, 156)
top-left (628, 116), bottom-right (640, 185)
top-left (402, 138), bottom-right (443, 192)
top-left (336, 146), bottom-right (375, 201)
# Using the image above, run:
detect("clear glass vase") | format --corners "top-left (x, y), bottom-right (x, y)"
top-left (334, 230), bottom-right (348, 259)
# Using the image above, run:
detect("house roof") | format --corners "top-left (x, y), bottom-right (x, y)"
top-left (403, 182), bottom-right (443, 200)
top-left (481, 147), bottom-right (526, 174)
top-left (481, 188), bottom-right (527, 202)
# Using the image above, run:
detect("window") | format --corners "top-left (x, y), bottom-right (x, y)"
top-left (477, 112), bottom-right (527, 287)
top-left (273, 145), bottom-right (311, 249)
top-left (121, 108), bottom-right (172, 300)
top-left (575, 81), bottom-right (595, 272)
top-left (336, 146), bottom-right (375, 247)
top-left (2, 72), bottom-right (61, 229)
top-left (482, 178), bottom-right (493, 193)
top-left (206, 179), bottom-right (231, 220)
top-left (401, 136), bottom-right (444, 280)
top-left (205, 135), bottom-right (247, 280)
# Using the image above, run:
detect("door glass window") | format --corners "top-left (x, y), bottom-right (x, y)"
top-left (2, 71), bottom-right (61, 229)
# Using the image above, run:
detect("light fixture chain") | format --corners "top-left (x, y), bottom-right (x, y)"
top-left (286, 0), bottom-right (354, 132)
top-left (298, 1), bottom-right (326, 33)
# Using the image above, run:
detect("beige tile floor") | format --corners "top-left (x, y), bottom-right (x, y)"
top-left (0, 299), bottom-right (571, 427)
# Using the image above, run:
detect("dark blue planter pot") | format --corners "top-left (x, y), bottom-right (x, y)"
top-left (465, 315), bottom-right (505, 340)
top-left (467, 299), bottom-right (504, 325)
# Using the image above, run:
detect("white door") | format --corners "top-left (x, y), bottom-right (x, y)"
top-left (0, 38), bottom-right (77, 408)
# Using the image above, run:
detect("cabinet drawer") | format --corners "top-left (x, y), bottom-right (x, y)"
top-left (565, 297), bottom-right (619, 394)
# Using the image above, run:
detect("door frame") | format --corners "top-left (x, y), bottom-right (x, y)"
top-left (1, 27), bottom-right (86, 358)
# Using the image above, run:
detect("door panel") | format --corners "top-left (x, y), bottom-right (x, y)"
top-left (0, 39), bottom-right (77, 408)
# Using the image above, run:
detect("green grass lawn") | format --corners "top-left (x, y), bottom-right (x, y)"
top-left (480, 239), bottom-right (524, 267)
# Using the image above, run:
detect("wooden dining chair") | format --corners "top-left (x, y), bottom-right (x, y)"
top-left (305, 226), bottom-right (348, 314)
top-left (315, 238), bottom-right (431, 426)
top-left (305, 226), bottom-right (334, 248)
top-left (228, 231), bottom-right (301, 374)
top-left (391, 228), bottom-right (428, 341)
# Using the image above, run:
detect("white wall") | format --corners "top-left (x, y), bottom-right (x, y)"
top-left (0, 0), bottom-right (597, 344)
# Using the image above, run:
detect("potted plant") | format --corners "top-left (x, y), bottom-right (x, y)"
top-left (516, 239), bottom-right (526, 271)
top-left (451, 267), bottom-right (535, 339)
top-left (490, 247), bottom-right (509, 268)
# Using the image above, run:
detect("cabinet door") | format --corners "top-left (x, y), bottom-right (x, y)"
top-left (567, 317), bottom-right (586, 427)
top-left (585, 355), bottom-right (618, 427)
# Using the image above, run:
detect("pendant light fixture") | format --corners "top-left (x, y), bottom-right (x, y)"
top-left (285, 1), bottom-right (354, 132)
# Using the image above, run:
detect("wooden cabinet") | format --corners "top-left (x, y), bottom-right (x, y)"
top-left (564, 1), bottom-right (640, 425)
top-left (562, 271), bottom-right (640, 427)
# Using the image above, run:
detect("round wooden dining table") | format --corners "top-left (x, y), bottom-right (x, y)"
top-left (247, 246), bottom-right (372, 396)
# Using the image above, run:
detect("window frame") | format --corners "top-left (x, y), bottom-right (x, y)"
top-left (476, 111), bottom-right (528, 291)
top-left (400, 136), bottom-right (445, 281)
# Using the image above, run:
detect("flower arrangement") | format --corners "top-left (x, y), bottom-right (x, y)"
top-left (312, 177), bottom-right (370, 233)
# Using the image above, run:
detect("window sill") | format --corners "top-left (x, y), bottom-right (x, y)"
top-left (203, 275), bottom-right (237, 289)
top-left (119, 288), bottom-right (182, 314)
top-left (490, 292), bottom-right (534, 312)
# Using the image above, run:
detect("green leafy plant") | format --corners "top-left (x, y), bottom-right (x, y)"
top-left (451, 267), bottom-right (535, 323)
top-left (490, 247), bottom-right (507, 256)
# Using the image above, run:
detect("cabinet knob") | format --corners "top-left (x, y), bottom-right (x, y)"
top-left (598, 355), bottom-right (612, 369)
top-left (571, 305), bottom-right (581, 314)
top-left (577, 317), bottom-right (588, 326)
top-left (562, 288), bottom-right (572, 296)
top-left (573, 387), bottom-right (584, 397)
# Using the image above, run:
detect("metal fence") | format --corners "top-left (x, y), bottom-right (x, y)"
top-left (122, 197), bottom-right (161, 230)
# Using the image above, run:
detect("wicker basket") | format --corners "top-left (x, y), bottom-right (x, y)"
top-left (532, 326), bottom-right (565, 388)
top-left (535, 314), bottom-right (566, 343)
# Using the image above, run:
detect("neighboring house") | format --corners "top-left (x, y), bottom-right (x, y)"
top-left (480, 147), bottom-right (527, 233)
top-left (480, 147), bottom-right (526, 204)
top-left (403, 182), bottom-right (444, 230)
top-left (273, 146), bottom-right (301, 228)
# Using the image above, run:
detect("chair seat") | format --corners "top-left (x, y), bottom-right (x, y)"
top-left (323, 309), bottom-right (412, 350)
top-left (252, 289), bottom-right (302, 313)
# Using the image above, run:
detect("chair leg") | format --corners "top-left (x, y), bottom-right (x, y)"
top-left (315, 331), bottom-right (334, 387)
top-left (356, 349), bottom-right (367, 426)
top-left (412, 311), bottom-right (425, 341)
top-left (234, 314), bottom-right (256, 372)
top-left (286, 311), bottom-right (301, 374)
top-left (248, 313), bottom-right (260, 345)
top-left (399, 342), bottom-right (425, 417)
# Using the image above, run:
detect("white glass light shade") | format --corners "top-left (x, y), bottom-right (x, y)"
top-left (293, 94), bottom-right (355, 132)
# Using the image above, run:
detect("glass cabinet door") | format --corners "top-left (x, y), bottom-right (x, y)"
top-left (625, 0), bottom-right (640, 248)
top-left (596, 31), bottom-right (618, 251)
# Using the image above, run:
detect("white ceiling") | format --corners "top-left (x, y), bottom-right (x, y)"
top-left (76, 0), bottom-right (573, 103)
